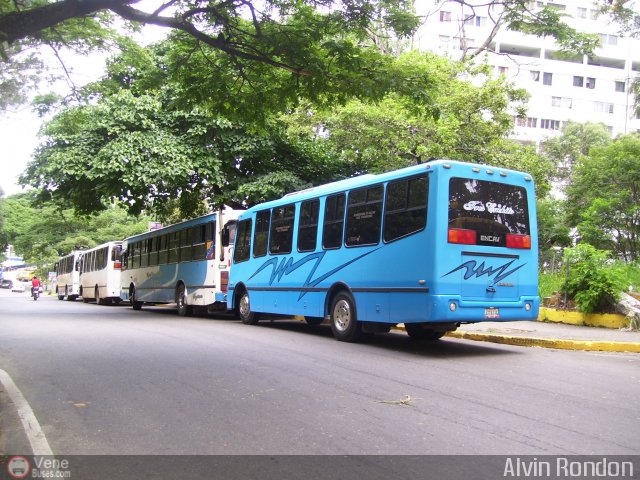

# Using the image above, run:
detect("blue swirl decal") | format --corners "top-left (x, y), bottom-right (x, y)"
top-left (249, 249), bottom-right (380, 299)
top-left (443, 259), bottom-right (524, 284)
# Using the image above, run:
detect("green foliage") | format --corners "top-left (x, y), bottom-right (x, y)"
top-left (539, 272), bottom-right (563, 299)
top-left (537, 197), bottom-right (571, 250)
top-left (540, 121), bottom-right (611, 181)
top-left (561, 244), bottom-right (625, 313)
top-left (567, 134), bottom-right (640, 262)
top-left (0, 193), bottom-right (149, 270)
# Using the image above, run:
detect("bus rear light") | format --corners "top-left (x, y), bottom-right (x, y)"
top-left (114, 261), bottom-right (122, 270)
top-left (220, 271), bottom-right (229, 293)
top-left (448, 228), bottom-right (477, 245)
top-left (506, 234), bottom-right (531, 249)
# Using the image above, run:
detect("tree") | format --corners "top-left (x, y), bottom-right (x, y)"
top-left (567, 134), bottom-right (640, 262)
top-left (21, 84), bottom-right (346, 217)
top-left (537, 197), bottom-right (571, 249)
top-left (0, 193), bottom-right (149, 269)
top-left (1, 0), bottom-right (421, 113)
top-left (540, 121), bottom-right (611, 181)
top-left (422, 1), bottom-right (600, 63)
top-left (281, 51), bottom-right (553, 195)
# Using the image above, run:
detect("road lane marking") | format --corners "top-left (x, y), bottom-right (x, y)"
top-left (0, 369), bottom-right (54, 455)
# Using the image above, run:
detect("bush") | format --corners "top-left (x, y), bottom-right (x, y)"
top-left (539, 272), bottom-right (563, 299)
top-left (561, 244), bottom-right (625, 313)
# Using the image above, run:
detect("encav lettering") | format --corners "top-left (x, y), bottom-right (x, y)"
top-left (504, 457), bottom-right (634, 477)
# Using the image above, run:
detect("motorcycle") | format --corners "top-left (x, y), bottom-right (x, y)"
top-left (32, 286), bottom-right (40, 301)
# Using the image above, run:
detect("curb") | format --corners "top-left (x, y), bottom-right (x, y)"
top-left (444, 331), bottom-right (640, 353)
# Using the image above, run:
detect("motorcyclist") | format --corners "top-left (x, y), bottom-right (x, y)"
top-left (31, 276), bottom-right (41, 298)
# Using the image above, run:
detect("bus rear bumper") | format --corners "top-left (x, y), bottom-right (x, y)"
top-left (426, 295), bottom-right (540, 323)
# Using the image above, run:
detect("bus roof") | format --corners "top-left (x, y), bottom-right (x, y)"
top-left (242, 159), bottom-right (533, 213)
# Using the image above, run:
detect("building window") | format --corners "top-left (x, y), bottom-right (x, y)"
top-left (543, 72), bottom-right (553, 85)
top-left (515, 116), bottom-right (538, 128)
top-left (541, 119), bottom-right (561, 130)
top-left (615, 81), bottom-right (626, 92)
top-left (465, 15), bottom-right (487, 27)
top-left (530, 70), bottom-right (540, 81)
top-left (497, 66), bottom-right (508, 75)
top-left (594, 102), bottom-right (614, 114)
top-left (552, 96), bottom-right (561, 107)
top-left (576, 7), bottom-right (587, 18)
top-left (548, 2), bottom-right (566, 10)
top-left (573, 76), bottom-right (584, 87)
top-left (586, 77), bottom-right (596, 89)
top-left (440, 11), bottom-right (451, 22)
top-left (599, 33), bottom-right (618, 46)
top-left (590, 9), bottom-right (599, 20)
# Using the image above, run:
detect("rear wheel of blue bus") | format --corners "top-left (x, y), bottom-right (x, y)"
top-left (238, 290), bottom-right (260, 325)
top-left (330, 292), bottom-right (362, 342)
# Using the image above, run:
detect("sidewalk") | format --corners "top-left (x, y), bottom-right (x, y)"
top-left (445, 320), bottom-right (640, 353)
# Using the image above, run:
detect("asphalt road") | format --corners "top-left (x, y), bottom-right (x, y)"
top-left (1, 289), bottom-right (639, 456)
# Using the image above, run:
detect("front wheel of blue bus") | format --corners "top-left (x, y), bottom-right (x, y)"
top-left (238, 290), bottom-right (260, 325)
top-left (330, 292), bottom-right (362, 342)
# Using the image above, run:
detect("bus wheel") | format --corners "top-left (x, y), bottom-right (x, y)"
top-left (57, 289), bottom-right (64, 301)
top-left (65, 287), bottom-right (75, 301)
top-left (130, 287), bottom-right (143, 311)
top-left (330, 292), bottom-right (362, 342)
top-left (404, 323), bottom-right (445, 341)
top-left (95, 286), bottom-right (104, 306)
top-left (176, 284), bottom-right (193, 317)
top-left (239, 291), bottom-right (260, 325)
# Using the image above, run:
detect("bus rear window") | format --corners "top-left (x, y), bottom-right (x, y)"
top-left (448, 177), bottom-right (530, 248)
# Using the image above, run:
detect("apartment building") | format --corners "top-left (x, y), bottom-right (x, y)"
top-left (413, 0), bottom-right (640, 146)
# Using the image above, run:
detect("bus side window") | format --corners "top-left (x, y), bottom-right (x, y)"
top-left (158, 235), bottom-right (168, 265)
top-left (345, 185), bottom-right (383, 247)
top-left (233, 219), bottom-right (252, 263)
top-left (253, 210), bottom-right (271, 258)
top-left (298, 199), bottom-right (319, 252)
top-left (322, 193), bottom-right (346, 250)
top-left (384, 175), bottom-right (429, 242)
top-left (269, 205), bottom-right (295, 255)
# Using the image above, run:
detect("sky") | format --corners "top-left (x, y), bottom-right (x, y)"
top-left (0, 2), bottom-right (167, 198)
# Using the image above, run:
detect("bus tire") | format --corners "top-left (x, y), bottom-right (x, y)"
top-left (330, 292), bottom-right (362, 342)
top-left (404, 323), bottom-right (445, 341)
top-left (176, 284), bottom-right (193, 317)
top-left (95, 286), bottom-right (105, 305)
top-left (238, 290), bottom-right (260, 325)
top-left (130, 287), bottom-right (143, 311)
top-left (57, 288), bottom-right (64, 301)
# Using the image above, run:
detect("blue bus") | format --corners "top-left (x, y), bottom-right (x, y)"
top-left (228, 160), bottom-right (539, 342)
top-left (120, 208), bottom-right (242, 315)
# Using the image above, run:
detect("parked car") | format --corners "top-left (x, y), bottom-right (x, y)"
top-left (11, 283), bottom-right (25, 293)
top-left (0, 279), bottom-right (13, 289)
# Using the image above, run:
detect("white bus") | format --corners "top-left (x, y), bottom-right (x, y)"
top-left (55, 251), bottom-right (83, 301)
top-left (79, 241), bottom-right (124, 305)
top-left (120, 208), bottom-right (241, 315)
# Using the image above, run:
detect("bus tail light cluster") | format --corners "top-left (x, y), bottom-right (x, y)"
top-left (448, 229), bottom-right (531, 249)
top-left (220, 271), bottom-right (229, 293)
top-left (448, 228), bottom-right (476, 245)
top-left (113, 260), bottom-right (122, 270)
top-left (506, 234), bottom-right (531, 249)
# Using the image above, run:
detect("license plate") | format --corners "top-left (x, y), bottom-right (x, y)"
top-left (484, 307), bottom-right (500, 319)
